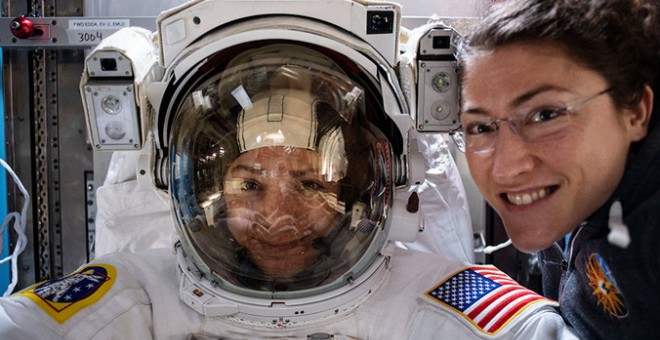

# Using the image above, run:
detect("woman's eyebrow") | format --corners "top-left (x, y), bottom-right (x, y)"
top-left (291, 168), bottom-right (321, 177)
top-left (462, 84), bottom-right (569, 115)
top-left (510, 84), bottom-right (567, 108)
top-left (229, 164), bottom-right (262, 175)
top-left (460, 107), bottom-right (489, 116)
top-left (230, 163), bottom-right (319, 177)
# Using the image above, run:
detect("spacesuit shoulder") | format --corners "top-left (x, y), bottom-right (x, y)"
top-left (420, 264), bottom-right (567, 338)
top-left (0, 249), bottom-right (176, 339)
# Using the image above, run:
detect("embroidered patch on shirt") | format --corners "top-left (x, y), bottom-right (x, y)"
top-left (425, 265), bottom-right (557, 335)
top-left (17, 264), bottom-right (116, 324)
top-left (586, 253), bottom-right (627, 318)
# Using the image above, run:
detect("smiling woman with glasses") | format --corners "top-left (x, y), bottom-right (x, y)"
top-left (455, 0), bottom-right (659, 338)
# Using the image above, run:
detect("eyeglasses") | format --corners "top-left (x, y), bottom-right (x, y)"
top-left (450, 88), bottom-right (612, 154)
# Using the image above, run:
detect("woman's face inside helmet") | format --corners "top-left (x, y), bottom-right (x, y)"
top-left (169, 42), bottom-right (396, 293)
top-left (224, 146), bottom-right (342, 279)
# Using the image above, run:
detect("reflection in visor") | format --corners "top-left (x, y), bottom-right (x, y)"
top-left (169, 42), bottom-right (395, 293)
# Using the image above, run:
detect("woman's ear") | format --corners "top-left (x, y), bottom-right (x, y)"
top-left (627, 84), bottom-right (654, 142)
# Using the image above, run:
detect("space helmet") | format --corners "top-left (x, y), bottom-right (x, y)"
top-left (166, 40), bottom-right (405, 315)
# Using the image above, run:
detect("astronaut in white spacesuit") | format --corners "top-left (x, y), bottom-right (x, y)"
top-left (0, 0), bottom-right (576, 338)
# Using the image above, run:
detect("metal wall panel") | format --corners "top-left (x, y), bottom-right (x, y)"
top-left (4, 0), bottom-right (88, 290)
top-left (4, 46), bottom-right (39, 290)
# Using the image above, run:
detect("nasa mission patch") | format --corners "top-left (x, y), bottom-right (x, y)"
top-left (17, 264), bottom-right (116, 323)
top-left (586, 253), bottom-right (628, 318)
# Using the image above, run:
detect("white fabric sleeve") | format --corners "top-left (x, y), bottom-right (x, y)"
top-left (95, 151), bottom-right (175, 257)
top-left (400, 132), bottom-right (475, 262)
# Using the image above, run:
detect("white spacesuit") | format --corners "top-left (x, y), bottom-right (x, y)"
top-left (0, 1), bottom-right (577, 338)
top-left (0, 245), bottom-right (573, 339)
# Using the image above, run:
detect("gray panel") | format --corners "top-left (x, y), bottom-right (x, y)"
top-left (4, 47), bottom-right (38, 289)
top-left (0, 17), bottom-right (157, 48)
top-left (56, 48), bottom-right (92, 274)
top-left (3, 0), bottom-right (90, 289)
top-left (33, 48), bottom-right (57, 280)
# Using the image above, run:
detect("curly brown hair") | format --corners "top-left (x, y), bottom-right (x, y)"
top-left (457, 0), bottom-right (659, 109)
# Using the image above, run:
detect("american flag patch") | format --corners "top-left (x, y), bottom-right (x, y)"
top-left (426, 266), bottom-right (557, 335)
